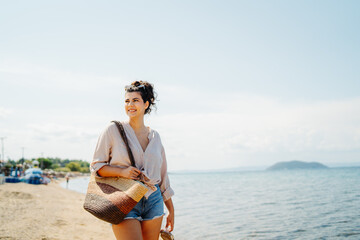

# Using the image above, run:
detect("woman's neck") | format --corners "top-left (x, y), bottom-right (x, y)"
top-left (129, 116), bottom-right (146, 132)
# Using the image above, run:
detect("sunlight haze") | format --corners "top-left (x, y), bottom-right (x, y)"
top-left (1, 0), bottom-right (359, 171)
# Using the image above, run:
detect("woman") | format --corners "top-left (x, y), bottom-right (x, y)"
top-left (90, 81), bottom-right (175, 240)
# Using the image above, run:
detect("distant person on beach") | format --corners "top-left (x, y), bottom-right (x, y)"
top-left (65, 174), bottom-right (70, 188)
top-left (90, 81), bottom-right (175, 240)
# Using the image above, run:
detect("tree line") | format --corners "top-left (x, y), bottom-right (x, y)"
top-left (5, 157), bottom-right (90, 173)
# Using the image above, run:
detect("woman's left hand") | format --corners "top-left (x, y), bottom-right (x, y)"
top-left (164, 198), bottom-right (175, 232)
top-left (165, 211), bottom-right (175, 232)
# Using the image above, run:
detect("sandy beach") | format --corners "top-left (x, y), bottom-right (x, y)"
top-left (0, 180), bottom-right (114, 240)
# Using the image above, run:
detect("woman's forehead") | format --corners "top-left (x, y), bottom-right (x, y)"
top-left (125, 91), bottom-right (142, 99)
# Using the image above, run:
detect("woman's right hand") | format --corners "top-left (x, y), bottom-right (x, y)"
top-left (120, 166), bottom-right (141, 180)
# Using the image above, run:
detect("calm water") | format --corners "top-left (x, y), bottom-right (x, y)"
top-left (62, 168), bottom-right (360, 239)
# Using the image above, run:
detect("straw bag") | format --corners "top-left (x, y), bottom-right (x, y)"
top-left (83, 121), bottom-right (148, 225)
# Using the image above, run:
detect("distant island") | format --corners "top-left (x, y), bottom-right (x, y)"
top-left (267, 160), bottom-right (329, 171)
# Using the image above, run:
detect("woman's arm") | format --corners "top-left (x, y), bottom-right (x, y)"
top-left (164, 198), bottom-right (175, 232)
top-left (97, 165), bottom-right (141, 180)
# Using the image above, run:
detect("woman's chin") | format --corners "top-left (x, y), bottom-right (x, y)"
top-left (127, 113), bottom-right (139, 118)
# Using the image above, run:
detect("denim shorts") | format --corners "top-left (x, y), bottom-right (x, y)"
top-left (124, 184), bottom-right (164, 221)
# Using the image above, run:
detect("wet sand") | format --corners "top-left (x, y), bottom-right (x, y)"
top-left (0, 180), bottom-right (114, 240)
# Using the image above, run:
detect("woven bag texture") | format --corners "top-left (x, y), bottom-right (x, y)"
top-left (83, 174), bottom-right (148, 224)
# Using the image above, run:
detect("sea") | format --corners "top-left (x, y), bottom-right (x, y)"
top-left (61, 167), bottom-right (360, 240)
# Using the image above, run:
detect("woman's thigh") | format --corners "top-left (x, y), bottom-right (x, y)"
top-left (112, 219), bottom-right (142, 240)
top-left (141, 216), bottom-right (163, 240)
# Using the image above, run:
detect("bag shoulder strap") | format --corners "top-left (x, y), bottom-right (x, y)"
top-left (111, 121), bottom-right (136, 167)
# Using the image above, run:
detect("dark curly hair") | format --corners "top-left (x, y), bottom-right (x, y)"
top-left (125, 81), bottom-right (157, 114)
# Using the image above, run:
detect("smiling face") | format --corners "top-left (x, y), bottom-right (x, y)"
top-left (125, 91), bottom-right (149, 118)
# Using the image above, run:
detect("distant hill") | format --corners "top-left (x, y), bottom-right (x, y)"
top-left (267, 160), bottom-right (328, 171)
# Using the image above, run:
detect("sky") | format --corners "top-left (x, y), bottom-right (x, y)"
top-left (1, 0), bottom-right (360, 171)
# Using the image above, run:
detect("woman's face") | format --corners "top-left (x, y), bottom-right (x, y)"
top-left (124, 91), bottom-right (149, 118)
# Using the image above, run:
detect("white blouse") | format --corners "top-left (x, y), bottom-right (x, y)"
top-left (90, 121), bottom-right (174, 201)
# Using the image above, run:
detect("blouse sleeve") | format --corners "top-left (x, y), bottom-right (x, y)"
top-left (159, 146), bottom-right (174, 201)
top-left (90, 124), bottom-right (112, 175)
